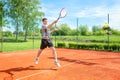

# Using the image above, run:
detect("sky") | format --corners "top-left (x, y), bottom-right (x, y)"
top-left (40, 0), bottom-right (120, 30)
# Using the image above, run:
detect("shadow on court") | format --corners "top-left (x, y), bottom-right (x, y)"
top-left (0, 65), bottom-right (57, 80)
top-left (49, 57), bottom-right (98, 66)
top-left (85, 57), bottom-right (120, 60)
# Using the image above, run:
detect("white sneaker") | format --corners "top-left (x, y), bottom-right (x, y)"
top-left (35, 58), bottom-right (39, 64)
top-left (54, 61), bottom-right (61, 67)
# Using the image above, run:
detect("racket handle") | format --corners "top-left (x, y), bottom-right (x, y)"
top-left (57, 17), bottom-right (60, 21)
top-left (57, 17), bottom-right (60, 20)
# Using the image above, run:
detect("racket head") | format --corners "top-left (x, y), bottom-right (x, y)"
top-left (58, 8), bottom-right (67, 19)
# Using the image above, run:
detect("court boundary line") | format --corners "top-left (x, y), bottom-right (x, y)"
top-left (16, 62), bottom-right (75, 80)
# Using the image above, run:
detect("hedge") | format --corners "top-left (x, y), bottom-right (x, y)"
top-left (57, 43), bottom-right (66, 48)
top-left (57, 42), bottom-right (120, 52)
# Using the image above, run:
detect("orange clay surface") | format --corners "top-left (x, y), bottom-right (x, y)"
top-left (0, 48), bottom-right (120, 80)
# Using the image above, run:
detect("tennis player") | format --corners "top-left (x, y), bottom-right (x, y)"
top-left (35, 18), bottom-right (61, 67)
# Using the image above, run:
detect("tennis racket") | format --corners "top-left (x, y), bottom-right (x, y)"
top-left (57, 8), bottom-right (67, 20)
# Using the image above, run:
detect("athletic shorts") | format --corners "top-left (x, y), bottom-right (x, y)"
top-left (40, 39), bottom-right (53, 49)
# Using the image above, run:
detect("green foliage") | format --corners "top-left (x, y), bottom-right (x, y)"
top-left (68, 43), bottom-right (77, 48)
top-left (56, 24), bottom-right (71, 36)
top-left (57, 43), bottom-right (66, 48)
top-left (51, 35), bottom-right (120, 44)
top-left (60, 24), bottom-right (71, 35)
top-left (1, 38), bottom-right (26, 42)
top-left (70, 29), bottom-right (78, 36)
top-left (18, 31), bottom-right (24, 36)
top-left (3, 31), bottom-right (12, 37)
top-left (0, 1), bottom-right (2, 27)
top-left (79, 25), bottom-right (88, 35)
top-left (52, 24), bottom-right (120, 36)
top-left (1, 35), bottom-right (120, 52)
top-left (0, 0), bottom-right (8, 28)
top-left (64, 42), bottom-right (120, 52)
top-left (5, 0), bottom-right (44, 41)
top-left (111, 29), bottom-right (120, 35)
top-left (86, 31), bottom-right (93, 36)
top-left (92, 25), bottom-right (106, 35)
top-left (94, 30), bottom-right (106, 35)
top-left (92, 25), bottom-right (100, 32)
top-left (92, 25), bottom-right (102, 35)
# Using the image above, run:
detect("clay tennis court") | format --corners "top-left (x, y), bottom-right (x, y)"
top-left (0, 48), bottom-right (120, 80)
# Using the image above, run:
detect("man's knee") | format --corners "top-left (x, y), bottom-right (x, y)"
top-left (39, 49), bottom-right (43, 52)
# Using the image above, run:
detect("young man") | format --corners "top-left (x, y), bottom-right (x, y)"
top-left (35, 18), bottom-right (61, 67)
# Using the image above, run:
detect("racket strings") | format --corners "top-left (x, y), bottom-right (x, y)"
top-left (60, 8), bottom-right (67, 18)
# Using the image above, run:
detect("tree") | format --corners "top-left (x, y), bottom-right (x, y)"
top-left (6, 0), bottom-right (44, 41)
top-left (18, 31), bottom-right (24, 36)
top-left (79, 25), bottom-right (88, 35)
top-left (57, 24), bottom-right (71, 36)
top-left (92, 25), bottom-right (102, 35)
top-left (6, 0), bottom-right (23, 40)
top-left (3, 31), bottom-right (12, 37)
top-left (70, 29), bottom-right (78, 36)
top-left (0, 0), bottom-right (8, 51)
top-left (94, 30), bottom-right (106, 36)
top-left (0, 1), bottom-right (7, 31)
top-left (20, 0), bottom-right (44, 41)
top-left (111, 29), bottom-right (120, 35)
top-left (0, 0), bottom-right (2, 28)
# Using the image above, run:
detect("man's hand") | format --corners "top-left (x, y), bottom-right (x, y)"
top-left (50, 28), bottom-right (59, 33)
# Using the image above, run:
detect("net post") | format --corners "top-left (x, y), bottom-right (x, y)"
top-left (76, 18), bottom-right (79, 48)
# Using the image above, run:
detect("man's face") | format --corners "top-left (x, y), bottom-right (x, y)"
top-left (43, 19), bottom-right (47, 25)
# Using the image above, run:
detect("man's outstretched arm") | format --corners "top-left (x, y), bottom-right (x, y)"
top-left (47, 19), bottom-right (59, 29)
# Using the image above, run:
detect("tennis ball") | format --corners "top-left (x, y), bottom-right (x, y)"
top-left (103, 23), bottom-right (109, 29)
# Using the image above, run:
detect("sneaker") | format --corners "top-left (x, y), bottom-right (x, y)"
top-left (54, 61), bottom-right (61, 67)
top-left (35, 58), bottom-right (39, 64)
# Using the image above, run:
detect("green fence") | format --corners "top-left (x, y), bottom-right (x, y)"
top-left (0, 32), bottom-right (120, 52)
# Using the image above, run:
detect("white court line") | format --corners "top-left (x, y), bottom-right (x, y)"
top-left (16, 62), bottom-right (75, 80)
top-left (16, 70), bottom-right (47, 80)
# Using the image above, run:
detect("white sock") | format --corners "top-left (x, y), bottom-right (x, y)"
top-left (52, 51), bottom-right (58, 62)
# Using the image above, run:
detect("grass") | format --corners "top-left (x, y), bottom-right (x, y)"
top-left (51, 35), bottom-right (120, 41)
top-left (0, 35), bottom-right (120, 52)
top-left (51, 35), bottom-right (120, 44)
top-left (0, 40), bottom-right (40, 52)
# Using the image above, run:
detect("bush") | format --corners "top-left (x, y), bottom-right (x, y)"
top-left (103, 44), bottom-right (109, 50)
top-left (3, 31), bottom-right (12, 37)
top-left (118, 45), bottom-right (120, 51)
top-left (79, 25), bottom-right (88, 35)
top-left (111, 29), bottom-right (120, 35)
top-left (77, 44), bottom-right (87, 49)
top-left (68, 43), bottom-right (77, 48)
top-left (57, 43), bottom-right (66, 48)
top-left (110, 44), bottom-right (119, 51)
top-left (88, 44), bottom-right (95, 49)
top-left (94, 30), bottom-right (106, 36)
top-left (97, 44), bottom-right (104, 50)
top-left (57, 42), bottom-right (120, 52)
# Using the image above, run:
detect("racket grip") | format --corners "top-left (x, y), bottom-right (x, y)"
top-left (57, 17), bottom-right (60, 20)
top-left (57, 18), bottom-right (60, 21)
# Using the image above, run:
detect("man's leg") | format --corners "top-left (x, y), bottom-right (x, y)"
top-left (50, 47), bottom-right (61, 67)
top-left (37, 49), bottom-right (43, 58)
top-left (35, 49), bottom-right (43, 64)
top-left (35, 39), bottom-right (47, 64)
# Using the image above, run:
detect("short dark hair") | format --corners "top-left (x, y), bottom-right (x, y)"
top-left (42, 18), bottom-right (47, 22)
